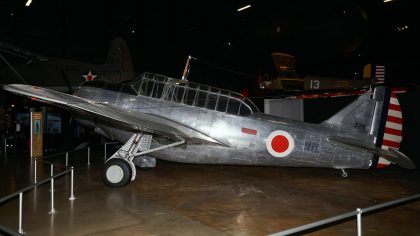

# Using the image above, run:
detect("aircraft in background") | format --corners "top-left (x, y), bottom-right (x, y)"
top-left (257, 53), bottom-right (371, 92)
top-left (3, 71), bottom-right (415, 188)
top-left (0, 37), bottom-right (135, 93)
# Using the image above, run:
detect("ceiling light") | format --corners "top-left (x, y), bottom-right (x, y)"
top-left (383, 0), bottom-right (393, 3)
top-left (25, 0), bottom-right (32, 6)
top-left (237, 4), bottom-right (251, 12)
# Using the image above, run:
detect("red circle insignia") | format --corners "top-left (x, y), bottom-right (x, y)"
top-left (271, 135), bottom-right (289, 153)
top-left (266, 130), bottom-right (295, 157)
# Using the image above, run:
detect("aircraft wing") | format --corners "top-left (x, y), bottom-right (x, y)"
top-left (3, 84), bottom-right (226, 146)
top-left (0, 40), bottom-right (47, 61)
top-left (327, 136), bottom-right (415, 169)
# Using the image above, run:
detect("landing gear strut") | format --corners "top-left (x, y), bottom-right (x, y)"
top-left (101, 133), bottom-right (185, 188)
top-left (339, 169), bottom-right (349, 178)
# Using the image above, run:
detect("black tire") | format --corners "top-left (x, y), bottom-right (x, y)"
top-left (102, 159), bottom-right (132, 188)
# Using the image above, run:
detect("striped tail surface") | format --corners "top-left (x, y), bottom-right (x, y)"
top-left (377, 88), bottom-right (405, 168)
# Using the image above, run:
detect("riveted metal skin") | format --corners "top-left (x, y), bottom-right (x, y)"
top-left (4, 73), bottom-right (414, 175)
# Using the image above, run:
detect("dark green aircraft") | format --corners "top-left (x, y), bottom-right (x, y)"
top-left (0, 37), bottom-right (135, 93)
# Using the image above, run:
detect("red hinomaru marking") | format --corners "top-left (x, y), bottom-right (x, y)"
top-left (271, 135), bottom-right (289, 153)
top-left (266, 130), bottom-right (295, 157)
top-left (241, 128), bottom-right (257, 135)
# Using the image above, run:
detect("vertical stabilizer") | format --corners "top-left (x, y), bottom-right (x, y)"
top-left (321, 90), bottom-right (377, 136)
top-left (105, 37), bottom-right (135, 81)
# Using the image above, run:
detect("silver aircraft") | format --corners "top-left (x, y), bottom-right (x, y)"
top-left (2, 72), bottom-right (415, 187)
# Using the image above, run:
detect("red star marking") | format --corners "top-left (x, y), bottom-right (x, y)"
top-left (82, 70), bottom-right (98, 81)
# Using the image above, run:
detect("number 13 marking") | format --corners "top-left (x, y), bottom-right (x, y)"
top-left (310, 80), bottom-right (320, 89)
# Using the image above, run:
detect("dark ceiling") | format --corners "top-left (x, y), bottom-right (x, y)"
top-left (0, 0), bottom-right (419, 90)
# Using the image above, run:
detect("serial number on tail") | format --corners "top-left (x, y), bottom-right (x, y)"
top-left (353, 122), bottom-right (367, 130)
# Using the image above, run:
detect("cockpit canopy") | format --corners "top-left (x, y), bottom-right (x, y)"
top-left (83, 72), bottom-right (260, 116)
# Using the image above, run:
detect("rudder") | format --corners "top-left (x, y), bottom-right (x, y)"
top-left (375, 88), bottom-right (405, 168)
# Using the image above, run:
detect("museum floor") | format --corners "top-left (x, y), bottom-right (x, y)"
top-left (0, 147), bottom-right (420, 236)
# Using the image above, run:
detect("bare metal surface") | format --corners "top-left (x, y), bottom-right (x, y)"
top-left (3, 75), bottom-right (397, 172)
top-left (1, 151), bottom-right (420, 236)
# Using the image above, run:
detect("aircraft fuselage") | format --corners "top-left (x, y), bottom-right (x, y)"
top-left (74, 85), bottom-right (374, 170)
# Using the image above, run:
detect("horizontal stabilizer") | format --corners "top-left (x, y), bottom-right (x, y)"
top-left (327, 136), bottom-right (415, 169)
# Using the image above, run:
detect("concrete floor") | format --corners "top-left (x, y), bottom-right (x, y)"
top-left (0, 147), bottom-right (420, 236)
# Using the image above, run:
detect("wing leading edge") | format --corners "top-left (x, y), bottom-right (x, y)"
top-left (3, 84), bottom-right (226, 146)
top-left (327, 136), bottom-right (415, 169)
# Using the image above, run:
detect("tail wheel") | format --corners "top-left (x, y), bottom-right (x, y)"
top-left (339, 169), bottom-right (349, 178)
top-left (102, 159), bottom-right (132, 188)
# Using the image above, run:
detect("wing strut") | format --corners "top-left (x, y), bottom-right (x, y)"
top-left (103, 133), bottom-right (185, 187)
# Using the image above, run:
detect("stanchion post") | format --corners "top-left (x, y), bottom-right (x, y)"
top-left (49, 178), bottom-right (55, 214)
top-left (18, 192), bottom-right (23, 234)
top-left (34, 159), bottom-right (37, 183)
top-left (357, 208), bottom-right (362, 236)
top-left (49, 164), bottom-right (55, 214)
top-left (87, 147), bottom-right (91, 166)
top-left (69, 167), bottom-right (75, 201)
top-left (65, 152), bottom-right (69, 167)
top-left (4, 137), bottom-right (7, 156)
top-left (104, 143), bottom-right (107, 162)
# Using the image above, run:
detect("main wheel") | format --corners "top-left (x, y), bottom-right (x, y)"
top-left (102, 159), bottom-right (132, 188)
